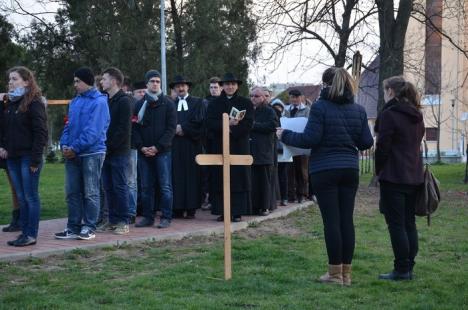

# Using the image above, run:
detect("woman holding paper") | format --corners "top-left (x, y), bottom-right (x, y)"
top-left (277, 67), bottom-right (373, 285)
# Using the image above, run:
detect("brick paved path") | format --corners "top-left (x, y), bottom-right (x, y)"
top-left (0, 202), bottom-right (311, 262)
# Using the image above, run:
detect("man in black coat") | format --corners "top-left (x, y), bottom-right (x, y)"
top-left (250, 87), bottom-right (279, 215)
top-left (132, 70), bottom-right (176, 229)
top-left (206, 73), bottom-right (253, 222)
top-left (170, 75), bottom-right (206, 219)
top-left (99, 67), bottom-right (132, 235)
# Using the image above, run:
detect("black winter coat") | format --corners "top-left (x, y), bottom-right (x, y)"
top-left (375, 98), bottom-right (425, 185)
top-left (250, 105), bottom-right (279, 165)
top-left (0, 97), bottom-right (48, 167)
top-left (206, 90), bottom-right (253, 192)
top-left (106, 89), bottom-right (132, 155)
top-left (132, 93), bottom-right (176, 154)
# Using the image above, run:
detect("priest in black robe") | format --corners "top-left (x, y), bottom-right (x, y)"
top-left (249, 87), bottom-right (279, 215)
top-left (170, 76), bottom-right (206, 219)
top-left (206, 73), bottom-right (253, 222)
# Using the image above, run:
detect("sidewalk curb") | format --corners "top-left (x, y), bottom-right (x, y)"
top-left (0, 202), bottom-right (313, 262)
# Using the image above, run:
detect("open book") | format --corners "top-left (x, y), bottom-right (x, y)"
top-left (229, 107), bottom-right (246, 121)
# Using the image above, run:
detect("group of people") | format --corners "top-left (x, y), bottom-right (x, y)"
top-left (1, 64), bottom-right (425, 285)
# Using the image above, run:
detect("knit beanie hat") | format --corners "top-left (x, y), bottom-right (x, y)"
top-left (74, 67), bottom-right (95, 86)
top-left (145, 70), bottom-right (161, 84)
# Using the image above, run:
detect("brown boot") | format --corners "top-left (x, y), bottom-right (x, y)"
top-left (318, 264), bottom-right (343, 284)
top-left (342, 264), bottom-right (352, 286)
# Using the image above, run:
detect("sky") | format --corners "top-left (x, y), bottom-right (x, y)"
top-left (2, 0), bottom-right (374, 86)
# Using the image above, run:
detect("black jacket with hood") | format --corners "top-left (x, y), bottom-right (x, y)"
top-left (375, 98), bottom-right (425, 185)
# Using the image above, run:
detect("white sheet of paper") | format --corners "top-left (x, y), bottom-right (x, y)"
top-left (280, 117), bottom-right (311, 156)
top-left (277, 142), bottom-right (293, 162)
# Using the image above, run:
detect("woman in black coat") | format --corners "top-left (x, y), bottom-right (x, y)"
top-left (277, 67), bottom-right (373, 285)
top-left (0, 66), bottom-right (48, 247)
top-left (375, 76), bottom-right (425, 281)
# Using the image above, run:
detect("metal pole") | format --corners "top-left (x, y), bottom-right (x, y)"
top-left (160, 0), bottom-right (167, 94)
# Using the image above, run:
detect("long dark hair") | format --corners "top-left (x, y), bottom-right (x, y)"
top-left (383, 76), bottom-right (421, 109)
top-left (7, 66), bottom-right (42, 112)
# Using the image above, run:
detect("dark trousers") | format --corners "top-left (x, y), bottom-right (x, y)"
top-left (251, 165), bottom-right (273, 214)
top-left (139, 152), bottom-right (173, 221)
top-left (310, 169), bottom-right (359, 265)
top-left (102, 153), bottom-right (130, 224)
top-left (278, 162), bottom-right (289, 201)
top-left (288, 155), bottom-right (309, 201)
top-left (379, 181), bottom-right (419, 273)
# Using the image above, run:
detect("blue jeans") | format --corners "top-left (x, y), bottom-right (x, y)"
top-left (127, 149), bottom-right (138, 217)
top-left (7, 156), bottom-right (43, 238)
top-left (65, 154), bottom-right (105, 233)
top-left (139, 151), bottom-right (173, 221)
top-left (102, 153), bottom-right (130, 224)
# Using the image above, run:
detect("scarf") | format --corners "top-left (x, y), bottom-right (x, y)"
top-left (137, 90), bottom-right (163, 124)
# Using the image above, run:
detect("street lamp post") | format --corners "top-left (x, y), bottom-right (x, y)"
top-left (160, 0), bottom-right (167, 94)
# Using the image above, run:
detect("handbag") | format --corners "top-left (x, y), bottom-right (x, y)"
top-left (414, 164), bottom-right (441, 225)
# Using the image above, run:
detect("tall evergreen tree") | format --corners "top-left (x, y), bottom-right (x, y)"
top-left (0, 15), bottom-right (25, 89)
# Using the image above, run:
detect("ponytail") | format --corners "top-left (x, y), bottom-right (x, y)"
top-left (383, 76), bottom-right (421, 109)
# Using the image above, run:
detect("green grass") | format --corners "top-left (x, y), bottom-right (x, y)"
top-left (0, 163), bottom-right (467, 309)
top-left (358, 163), bottom-right (468, 192)
top-left (1, 162), bottom-right (466, 225)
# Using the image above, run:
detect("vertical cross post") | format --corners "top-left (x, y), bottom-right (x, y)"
top-left (195, 113), bottom-right (253, 280)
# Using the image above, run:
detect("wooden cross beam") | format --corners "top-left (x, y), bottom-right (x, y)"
top-left (195, 113), bottom-right (253, 280)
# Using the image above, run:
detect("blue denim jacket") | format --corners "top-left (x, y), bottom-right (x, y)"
top-left (60, 88), bottom-right (110, 156)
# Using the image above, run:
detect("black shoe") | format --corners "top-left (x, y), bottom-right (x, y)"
top-left (185, 214), bottom-right (195, 220)
top-left (378, 270), bottom-right (412, 281)
top-left (13, 235), bottom-right (37, 247)
top-left (135, 217), bottom-right (154, 227)
top-left (216, 216), bottom-right (224, 222)
top-left (156, 219), bottom-right (171, 229)
top-left (260, 209), bottom-right (270, 216)
top-left (2, 209), bottom-right (21, 232)
top-left (297, 196), bottom-right (304, 203)
top-left (232, 216), bottom-right (242, 222)
top-left (7, 234), bottom-right (24, 246)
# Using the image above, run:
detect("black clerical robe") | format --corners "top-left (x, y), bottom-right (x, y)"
top-left (205, 91), bottom-right (254, 217)
top-left (172, 95), bottom-right (206, 214)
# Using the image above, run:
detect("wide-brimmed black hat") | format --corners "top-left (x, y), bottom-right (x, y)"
top-left (169, 75), bottom-right (193, 88)
top-left (220, 73), bottom-right (243, 85)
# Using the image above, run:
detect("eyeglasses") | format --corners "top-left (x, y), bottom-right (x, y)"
top-left (250, 94), bottom-right (261, 98)
top-left (148, 79), bottom-right (161, 84)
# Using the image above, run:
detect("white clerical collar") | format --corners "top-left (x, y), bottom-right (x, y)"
top-left (177, 94), bottom-right (189, 111)
top-left (289, 103), bottom-right (305, 110)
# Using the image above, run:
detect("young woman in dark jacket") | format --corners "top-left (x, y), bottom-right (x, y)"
top-left (277, 67), bottom-right (373, 285)
top-left (0, 66), bottom-right (48, 246)
top-left (375, 76), bottom-right (425, 281)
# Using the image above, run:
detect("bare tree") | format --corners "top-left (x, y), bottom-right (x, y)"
top-left (258, 0), bottom-right (378, 71)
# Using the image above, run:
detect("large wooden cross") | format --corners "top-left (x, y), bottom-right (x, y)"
top-left (195, 113), bottom-right (253, 280)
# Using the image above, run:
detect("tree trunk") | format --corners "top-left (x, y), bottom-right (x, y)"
top-left (376, 0), bottom-right (414, 112)
top-left (170, 0), bottom-right (184, 74)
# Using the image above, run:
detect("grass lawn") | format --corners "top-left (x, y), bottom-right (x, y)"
top-left (0, 163), bottom-right (466, 308)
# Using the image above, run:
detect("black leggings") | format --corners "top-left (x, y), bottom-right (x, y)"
top-left (379, 181), bottom-right (419, 273)
top-left (310, 169), bottom-right (359, 265)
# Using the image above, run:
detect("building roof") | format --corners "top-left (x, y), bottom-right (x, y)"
top-left (356, 56), bottom-right (379, 119)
